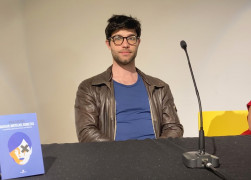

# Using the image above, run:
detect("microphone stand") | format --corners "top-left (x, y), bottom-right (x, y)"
top-left (180, 40), bottom-right (220, 169)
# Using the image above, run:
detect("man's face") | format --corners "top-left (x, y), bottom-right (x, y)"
top-left (106, 29), bottom-right (140, 66)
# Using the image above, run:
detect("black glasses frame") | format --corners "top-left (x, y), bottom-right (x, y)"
top-left (109, 35), bottom-right (139, 46)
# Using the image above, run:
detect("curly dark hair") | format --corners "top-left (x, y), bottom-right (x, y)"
top-left (105, 15), bottom-right (141, 40)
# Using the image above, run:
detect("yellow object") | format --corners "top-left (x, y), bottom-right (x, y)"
top-left (198, 110), bottom-right (249, 136)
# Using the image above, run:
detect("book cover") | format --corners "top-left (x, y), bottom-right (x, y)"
top-left (0, 113), bottom-right (44, 180)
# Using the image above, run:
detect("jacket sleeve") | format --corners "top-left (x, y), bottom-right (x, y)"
top-left (75, 81), bottom-right (111, 143)
top-left (159, 84), bottom-right (184, 138)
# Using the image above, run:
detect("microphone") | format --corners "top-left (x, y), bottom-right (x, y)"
top-left (180, 40), bottom-right (219, 168)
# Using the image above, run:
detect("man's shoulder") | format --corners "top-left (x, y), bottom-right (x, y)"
top-left (78, 67), bottom-right (112, 88)
top-left (81, 71), bottom-right (106, 84)
top-left (138, 69), bottom-right (168, 88)
top-left (145, 74), bottom-right (167, 85)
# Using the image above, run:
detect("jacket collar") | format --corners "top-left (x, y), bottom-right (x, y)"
top-left (91, 66), bottom-right (113, 86)
top-left (136, 68), bottom-right (165, 88)
top-left (92, 65), bottom-right (165, 88)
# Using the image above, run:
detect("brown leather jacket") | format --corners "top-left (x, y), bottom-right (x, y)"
top-left (75, 66), bottom-right (184, 142)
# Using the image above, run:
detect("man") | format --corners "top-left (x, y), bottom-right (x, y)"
top-left (75, 15), bottom-right (183, 142)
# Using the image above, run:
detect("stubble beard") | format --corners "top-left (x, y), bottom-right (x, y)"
top-left (112, 51), bottom-right (137, 66)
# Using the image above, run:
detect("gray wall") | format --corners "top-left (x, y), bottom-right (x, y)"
top-left (1, 0), bottom-right (250, 143)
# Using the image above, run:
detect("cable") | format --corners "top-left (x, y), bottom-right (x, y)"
top-left (203, 160), bottom-right (232, 180)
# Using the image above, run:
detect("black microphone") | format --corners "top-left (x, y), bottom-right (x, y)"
top-left (180, 40), bottom-right (219, 168)
top-left (180, 40), bottom-right (187, 50)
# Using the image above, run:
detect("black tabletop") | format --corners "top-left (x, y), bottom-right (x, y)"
top-left (15, 135), bottom-right (251, 180)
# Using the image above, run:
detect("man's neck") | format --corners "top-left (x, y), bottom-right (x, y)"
top-left (112, 62), bottom-right (138, 85)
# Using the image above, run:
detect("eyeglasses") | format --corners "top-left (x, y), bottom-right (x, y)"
top-left (109, 35), bottom-right (139, 46)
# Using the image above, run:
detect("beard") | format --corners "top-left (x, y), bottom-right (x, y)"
top-left (111, 50), bottom-right (138, 66)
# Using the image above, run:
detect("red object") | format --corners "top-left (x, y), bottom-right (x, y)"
top-left (241, 100), bottom-right (251, 135)
top-left (247, 100), bottom-right (251, 110)
top-left (241, 129), bottom-right (251, 135)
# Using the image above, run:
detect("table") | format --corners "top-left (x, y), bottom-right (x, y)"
top-left (17, 135), bottom-right (251, 179)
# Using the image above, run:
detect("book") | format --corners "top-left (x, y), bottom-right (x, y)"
top-left (0, 113), bottom-right (44, 179)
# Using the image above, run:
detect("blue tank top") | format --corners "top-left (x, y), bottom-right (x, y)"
top-left (113, 74), bottom-right (155, 141)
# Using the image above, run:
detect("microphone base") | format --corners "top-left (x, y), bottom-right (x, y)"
top-left (182, 151), bottom-right (219, 168)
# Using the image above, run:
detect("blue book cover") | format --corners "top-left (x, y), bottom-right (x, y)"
top-left (0, 113), bottom-right (44, 180)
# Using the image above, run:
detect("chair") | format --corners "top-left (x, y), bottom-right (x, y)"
top-left (198, 110), bottom-right (249, 136)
